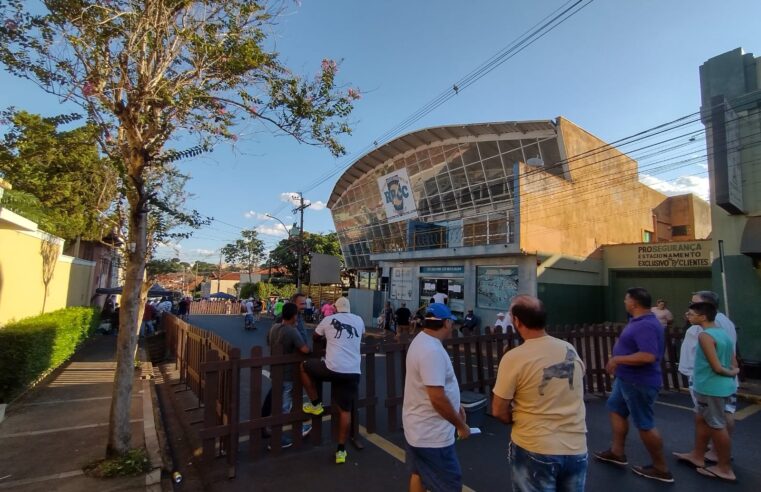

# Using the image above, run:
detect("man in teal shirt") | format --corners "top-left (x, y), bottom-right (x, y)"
top-left (673, 302), bottom-right (739, 483)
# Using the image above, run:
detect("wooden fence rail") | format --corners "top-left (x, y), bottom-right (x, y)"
top-left (163, 316), bottom-right (688, 478)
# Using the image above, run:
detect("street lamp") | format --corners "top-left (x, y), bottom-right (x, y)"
top-left (266, 214), bottom-right (300, 286)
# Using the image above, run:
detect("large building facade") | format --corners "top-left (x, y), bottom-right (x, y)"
top-left (700, 48), bottom-right (761, 365)
top-left (328, 118), bottom-right (710, 327)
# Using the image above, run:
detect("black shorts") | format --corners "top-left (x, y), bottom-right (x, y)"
top-left (303, 359), bottom-right (359, 411)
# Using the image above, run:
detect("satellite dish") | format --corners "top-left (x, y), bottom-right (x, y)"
top-left (526, 156), bottom-right (544, 166)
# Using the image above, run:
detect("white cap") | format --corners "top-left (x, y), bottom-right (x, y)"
top-left (497, 312), bottom-right (505, 318)
top-left (334, 297), bottom-right (351, 313)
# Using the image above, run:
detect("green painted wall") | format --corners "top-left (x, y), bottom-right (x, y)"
top-left (538, 283), bottom-right (605, 326)
top-left (605, 270), bottom-right (712, 323)
top-left (714, 255), bottom-right (761, 363)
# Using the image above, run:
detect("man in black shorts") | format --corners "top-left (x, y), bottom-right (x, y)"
top-left (301, 296), bottom-right (365, 464)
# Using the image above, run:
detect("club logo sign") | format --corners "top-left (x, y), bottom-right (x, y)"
top-left (377, 168), bottom-right (418, 223)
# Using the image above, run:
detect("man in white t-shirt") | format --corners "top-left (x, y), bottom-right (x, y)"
top-left (243, 298), bottom-right (255, 329)
top-left (493, 312), bottom-right (512, 334)
top-left (403, 302), bottom-right (469, 492)
top-left (301, 296), bottom-right (365, 464)
top-left (678, 290), bottom-right (738, 462)
top-left (432, 290), bottom-right (448, 305)
top-left (492, 295), bottom-right (588, 492)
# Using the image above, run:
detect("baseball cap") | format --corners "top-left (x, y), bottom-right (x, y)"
top-left (497, 312), bottom-right (505, 318)
top-left (334, 297), bottom-right (351, 313)
top-left (426, 303), bottom-right (457, 321)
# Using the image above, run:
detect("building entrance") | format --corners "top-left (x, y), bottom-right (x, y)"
top-left (420, 278), bottom-right (465, 317)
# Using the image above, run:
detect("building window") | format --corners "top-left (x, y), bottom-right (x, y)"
top-left (672, 225), bottom-right (690, 236)
top-left (643, 230), bottom-right (653, 243)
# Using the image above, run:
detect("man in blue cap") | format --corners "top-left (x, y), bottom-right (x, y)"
top-left (402, 303), bottom-right (469, 492)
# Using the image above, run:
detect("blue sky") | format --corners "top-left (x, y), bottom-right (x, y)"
top-left (2, 0), bottom-right (760, 263)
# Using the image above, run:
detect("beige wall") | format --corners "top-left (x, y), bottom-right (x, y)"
top-left (0, 224), bottom-right (94, 326)
top-left (520, 118), bottom-right (668, 257)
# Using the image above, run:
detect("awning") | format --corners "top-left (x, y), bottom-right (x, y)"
top-left (740, 216), bottom-right (761, 256)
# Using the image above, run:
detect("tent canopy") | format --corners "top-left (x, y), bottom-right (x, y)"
top-left (209, 292), bottom-right (236, 300)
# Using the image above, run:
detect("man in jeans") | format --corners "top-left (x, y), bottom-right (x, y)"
top-left (492, 295), bottom-right (587, 492)
top-left (594, 287), bottom-right (674, 483)
top-left (265, 302), bottom-right (310, 448)
top-left (403, 303), bottom-right (469, 492)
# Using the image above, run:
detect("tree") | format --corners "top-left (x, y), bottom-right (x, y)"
top-left (191, 260), bottom-right (217, 276)
top-left (269, 231), bottom-right (343, 284)
top-left (0, 110), bottom-right (118, 241)
top-left (221, 229), bottom-right (265, 288)
top-left (0, 0), bottom-right (357, 457)
top-left (146, 257), bottom-right (184, 276)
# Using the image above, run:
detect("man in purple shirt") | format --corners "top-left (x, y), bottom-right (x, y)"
top-left (594, 287), bottom-right (674, 484)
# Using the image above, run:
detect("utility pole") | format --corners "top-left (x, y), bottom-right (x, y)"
top-left (217, 253), bottom-right (222, 294)
top-left (293, 192), bottom-right (311, 290)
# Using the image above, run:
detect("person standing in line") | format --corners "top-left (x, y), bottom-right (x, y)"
top-left (301, 297), bottom-right (365, 464)
top-left (678, 290), bottom-right (738, 463)
top-left (492, 295), bottom-right (588, 492)
top-left (382, 301), bottom-right (395, 336)
top-left (141, 300), bottom-right (157, 337)
top-left (403, 302), bottom-right (469, 492)
top-left (264, 302), bottom-right (312, 448)
top-left (461, 308), bottom-right (480, 334)
top-left (594, 287), bottom-right (674, 483)
top-left (243, 297), bottom-right (255, 329)
top-left (273, 297), bottom-right (285, 318)
top-left (651, 299), bottom-right (674, 328)
top-left (673, 302), bottom-right (739, 482)
top-left (432, 290), bottom-right (448, 305)
top-left (493, 312), bottom-right (511, 334)
top-left (394, 302), bottom-right (412, 337)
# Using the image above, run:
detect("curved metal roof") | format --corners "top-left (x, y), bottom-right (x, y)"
top-left (327, 120), bottom-right (556, 208)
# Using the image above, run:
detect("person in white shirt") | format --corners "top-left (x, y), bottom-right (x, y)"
top-left (679, 290), bottom-right (738, 462)
top-left (493, 312), bottom-right (512, 334)
top-left (651, 299), bottom-right (674, 327)
top-left (301, 296), bottom-right (365, 464)
top-left (432, 290), bottom-right (448, 305)
top-left (403, 302), bottom-right (469, 492)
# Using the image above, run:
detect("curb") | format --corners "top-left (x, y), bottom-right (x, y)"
top-left (140, 348), bottom-right (164, 491)
top-left (737, 391), bottom-right (761, 405)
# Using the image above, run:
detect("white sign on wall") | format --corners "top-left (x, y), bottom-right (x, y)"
top-left (377, 168), bottom-right (418, 223)
top-left (390, 267), bottom-right (413, 300)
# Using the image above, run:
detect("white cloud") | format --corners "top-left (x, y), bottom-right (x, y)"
top-left (191, 248), bottom-right (216, 256)
top-left (280, 192), bottom-right (300, 206)
top-left (279, 192), bottom-right (328, 211)
top-left (639, 174), bottom-right (709, 201)
top-left (157, 241), bottom-right (182, 251)
top-left (309, 200), bottom-right (327, 211)
top-left (256, 224), bottom-right (289, 238)
top-left (243, 210), bottom-right (271, 220)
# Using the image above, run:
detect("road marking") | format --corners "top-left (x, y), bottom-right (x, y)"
top-left (655, 401), bottom-right (693, 411)
top-left (0, 470), bottom-right (84, 489)
top-left (358, 425), bottom-right (476, 492)
top-left (734, 403), bottom-right (761, 421)
top-left (0, 419), bottom-right (142, 438)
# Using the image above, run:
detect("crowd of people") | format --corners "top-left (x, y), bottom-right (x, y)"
top-left (257, 286), bottom-right (741, 492)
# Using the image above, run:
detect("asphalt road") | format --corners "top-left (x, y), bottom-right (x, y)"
top-left (188, 314), bottom-right (761, 491)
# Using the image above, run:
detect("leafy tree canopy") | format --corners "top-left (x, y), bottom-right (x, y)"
top-left (0, 110), bottom-right (117, 241)
top-left (269, 231), bottom-right (342, 284)
top-left (221, 228), bottom-right (264, 275)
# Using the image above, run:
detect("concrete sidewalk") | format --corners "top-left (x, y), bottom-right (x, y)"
top-left (0, 334), bottom-right (156, 491)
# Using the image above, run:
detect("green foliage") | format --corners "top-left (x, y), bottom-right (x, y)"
top-left (221, 229), bottom-right (265, 277)
top-left (84, 448), bottom-right (151, 478)
top-left (276, 283), bottom-right (297, 300)
top-left (269, 231), bottom-right (343, 284)
top-left (192, 260), bottom-right (217, 275)
top-left (146, 258), bottom-right (186, 276)
top-left (0, 307), bottom-right (99, 403)
top-left (239, 282), bottom-right (256, 299)
top-left (255, 281), bottom-right (275, 300)
top-left (0, 110), bottom-right (117, 241)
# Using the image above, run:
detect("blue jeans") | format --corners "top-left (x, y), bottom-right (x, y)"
top-left (406, 443), bottom-right (462, 492)
top-left (509, 442), bottom-right (587, 492)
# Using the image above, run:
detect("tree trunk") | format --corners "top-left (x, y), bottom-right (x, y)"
top-left (106, 191), bottom-right (148, 457)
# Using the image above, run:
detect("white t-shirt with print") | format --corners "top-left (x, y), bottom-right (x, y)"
top-left (315, 312), bottom-right (365, 374)
top-left (403, 331), bottom-right (460, 448)
top-left (678, 312), bottom-right (737, 381)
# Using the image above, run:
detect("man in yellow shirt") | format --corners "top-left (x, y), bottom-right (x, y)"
top-left (492, 295), bottom-right (588, 491)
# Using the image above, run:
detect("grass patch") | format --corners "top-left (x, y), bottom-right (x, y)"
top-left (83, 448), bottom-right (151, 478)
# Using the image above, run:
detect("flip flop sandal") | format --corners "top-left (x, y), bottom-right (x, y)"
top-left (696, 466), bottom-right (738, 484)
top-left (673, 453), bottom-right (703, 468)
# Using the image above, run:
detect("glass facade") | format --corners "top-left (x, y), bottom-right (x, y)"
top-left (331, 135), bottom-right (562, 269)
